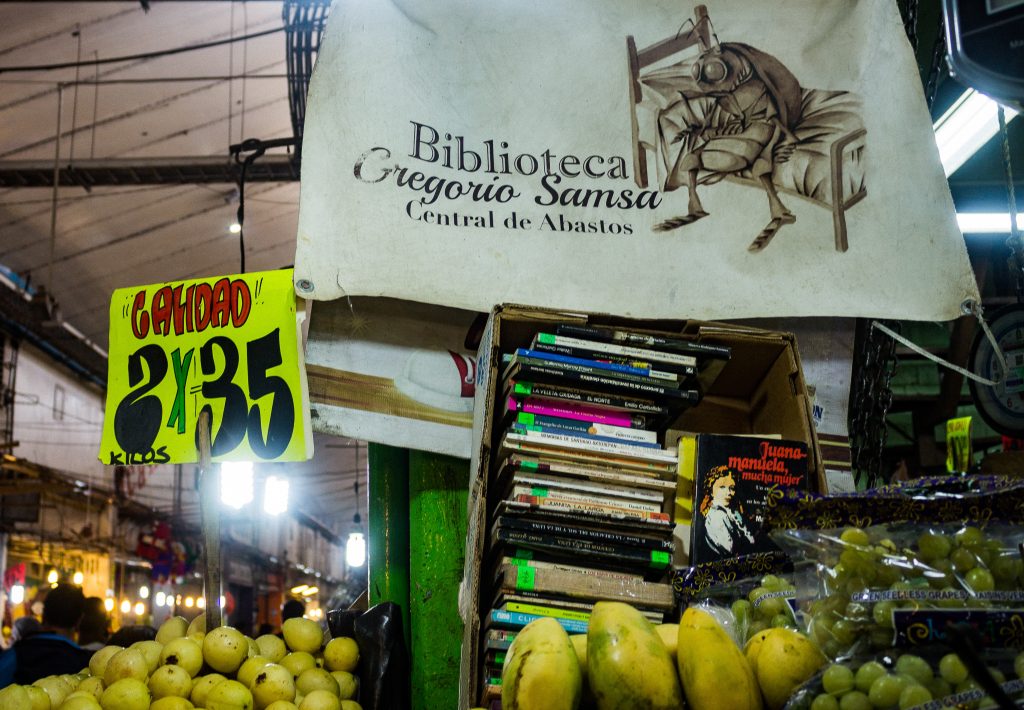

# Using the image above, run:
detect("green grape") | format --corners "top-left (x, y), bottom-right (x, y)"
top-left (1015, 651), bottom-right (1024, 679)
top-left (936, 587), bottom-right (966, 609)
top-left (839, 691), bottom-right (873, 710)
top-left (955, 526), bottom-right (984, 548)
top-left (840, 550), bottom-right (865, 571)
top-left (823, 664), bottom-right (856, 696)
top-left (732, 599), bottom-right (752, 626)
top-left (868, 674), bottom-right (906, 708)
top-left (846, 602), bottom-right (871, 622)
top-left (810, 616), bottom-right (836, 646)
top-left (748, 585), bottom-right (769, 604)
top-left (876, 565), bottom-right (902, 588)
top-left (812, 695), bottom-right (841, 710)
top-left (894, 655), bottom-right (933, 686)
top-left (965, 568), bottom-right (995, 593)
top-left (868, 628), bottom-right (893, 650)
top-left (898, 684), bottom-right (933, 709)
top-left (987, 667), bottom-right (1005, 684)
top-left (923, 677), bottom-right (951, 700)
top-left (873, 601), bottom-right (897, 628)
top-left (761, 574), bottom-right (783, 589)
top-left (990, 554), bottom-right (1022, 582)
top-left (855, 661), bottom-right (888, 693)
top-left (917, 532), bottom-right (952, 562)
top-left (832, 619), bottom-right (861, 646)
top-left (757, 596), bottom-right (786, 619)
top-left (939, 654), bottom-right (968, 685)
top-left (770, 613), bottom-right (792, 628)
top-left (951, 548), bottom-right (978, 573)
top-left (841, 527), bottom-right (871, 547)
top-left (748, 620), bottom-right (768, 637)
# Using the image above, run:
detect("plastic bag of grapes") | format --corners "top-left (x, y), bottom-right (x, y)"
top-left (773, 523), bottom-right (1024, 660)
top-left (695, 568), bottom-right (812, 644)
top-left (783, 647), bottom-right (1024, 710)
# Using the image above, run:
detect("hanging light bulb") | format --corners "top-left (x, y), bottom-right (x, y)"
top-left (346, 479), bottom-right (367, 567)
top-left (134, 602), bottom-right (145, 617)
top-left (155, 591), bottom-right (166, 607)
top-left (139, 586), bottom-right (150, 599)
top-left (72, 571), bottom-right (84, 586)
top-left (185, 596), bottom-right (195, 608)
top-left (46, 570), bottom-right (58, 585)
top-left (103, 597), bottom-right (114, 612)
top-left (120, 599), bottom-right (131, 614)
top-left (197, 597), bottom-right (206, 609)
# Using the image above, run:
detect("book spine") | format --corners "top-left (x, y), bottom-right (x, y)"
top-left (554, 324), bottom-right (732, 358)
top-left (512, 494), bottom-right (670, 522)
top-left (500, 438), bottom-right (676, 475)
top-left (490, 609), bottom-right (588, 635)
top-left (509, 456), bottom-right (675, 489)
top-left (512, 472), bottom-right (664, 503)
top-left (512, 380), bottom-right (667, 416)
top-left (510, 484), bottom-right (661, 513)
top-left (501, 556), bottom-right (643, 582)
top-left (511, 422), bottom-right (660, 449)
top-left (499, 516), bottom-right (674, 551)
top-left (535, 332), bottom-right (697, 367)
top-left (505, 430), bottom-right (676, 464)
top-left (504, 602), bottom-right (591, 622)
top-left (516, 349), bottom-right (681, 383)
top-left (497, 524), bottom-right (672, 568)
top-left (512, 362), bottom-right (696, 401)
top-left (512, 394), bottom-right (647, 428)
top-left (516, 410), bottom-right (655, 442)
top-left (501, 567), bottom-right (675, 610)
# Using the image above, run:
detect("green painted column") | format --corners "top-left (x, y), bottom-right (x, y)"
top-left (408, 450), bottom-right (470, 710)
top-left (367, 443), bottom-right (411, 648)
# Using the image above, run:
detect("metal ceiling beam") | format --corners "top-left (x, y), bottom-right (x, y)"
top-left (0, 155), bottom-right (298, 188)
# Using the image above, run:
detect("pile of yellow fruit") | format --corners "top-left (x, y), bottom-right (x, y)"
top-left (493, 602), bottom-right (826, 710)
top-left (0, 613), bottom-right (364, 710)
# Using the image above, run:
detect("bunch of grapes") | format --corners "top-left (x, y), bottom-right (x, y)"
top-left (729, 574), bottom-right (800, 642)
top-left (806, 526), bottom-right (1024, 659)
top-left (804, 650), bottom-right (1024, 710)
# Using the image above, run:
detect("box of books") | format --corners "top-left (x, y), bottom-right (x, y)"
top-left (458, 304), bottom-right (821, 709)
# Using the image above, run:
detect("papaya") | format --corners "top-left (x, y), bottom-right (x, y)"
top-left (677, 608), bottom-right (762, 710)
top-left (743, 628), bottom-right (773, 669)
top-left (502, 617), bottom-right (582, 710)
top-left (654, 624), bottom-right (679, 661)
top-left (587, 602), bottom-right (683, 709)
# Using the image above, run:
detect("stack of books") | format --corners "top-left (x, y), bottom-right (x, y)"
top-left (478, 324), bottom-right (730, 703)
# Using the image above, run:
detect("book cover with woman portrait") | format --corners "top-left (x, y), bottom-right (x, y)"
top-left (688, 434), bottom-right (809, 565)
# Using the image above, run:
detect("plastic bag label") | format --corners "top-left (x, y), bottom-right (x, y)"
top-left (892, 608), bottom-right (1024, 649)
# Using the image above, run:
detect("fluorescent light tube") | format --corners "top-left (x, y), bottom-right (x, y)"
top-left (957, 212), bottom-right (1024, 233)
top-left (934, 89), bottom-right (1018, 177)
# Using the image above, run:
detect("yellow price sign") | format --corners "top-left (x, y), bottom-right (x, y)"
top-left (99, 269), bottom-right (312, 465)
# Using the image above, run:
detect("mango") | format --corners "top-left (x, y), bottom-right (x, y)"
top-left (677, 607), bottom-right (762, 710)
top-left (754, 628), bottom-right (826, 710)
top-left (588, 602), bottom-right (682, 709)
top-left (502, 617), bottom-right (581, 710)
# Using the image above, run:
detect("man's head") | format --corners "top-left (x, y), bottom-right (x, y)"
top-left (282, 599), bottom-right (305, 622)
top-left (42, 583), bottom-right (86, 631)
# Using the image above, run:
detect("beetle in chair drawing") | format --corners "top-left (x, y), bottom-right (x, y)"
top-left (627, 5), bottom-right (867, 253)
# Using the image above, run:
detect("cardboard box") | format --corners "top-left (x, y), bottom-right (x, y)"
top-left (458, 304), bottom-right (822, 708)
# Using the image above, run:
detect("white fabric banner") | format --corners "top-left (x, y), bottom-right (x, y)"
top-left (294, 0), bottom-right (979, 321)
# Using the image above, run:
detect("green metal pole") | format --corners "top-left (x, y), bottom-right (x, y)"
top-left (367, 443), bottom-right (411, 649)
top-left (408, 450), bottom-right (469, 710)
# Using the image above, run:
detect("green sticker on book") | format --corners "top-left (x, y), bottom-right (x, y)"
top-left (537, 333), bottom-right (556, 344)
top-left (531, 487), bottom-right (548, 496)
top-left (514, 549), bottom-right (533, 559)
top-left (520, 460), bottom-right (539, 471)
top-left (516, 567), bottom-right (536, 590)
top-left (518, 412), bottom-right (535, 425)
top-left (650, 551), bottom-right (670, 569)
top-left (513, 382), bottom-right (532, 395)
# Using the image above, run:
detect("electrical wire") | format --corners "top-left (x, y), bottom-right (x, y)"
top-left (0, 26), bottom-right (288, 75)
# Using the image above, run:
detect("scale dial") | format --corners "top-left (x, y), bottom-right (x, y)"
top-left (969, 304), bottom-right (1024, 436)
